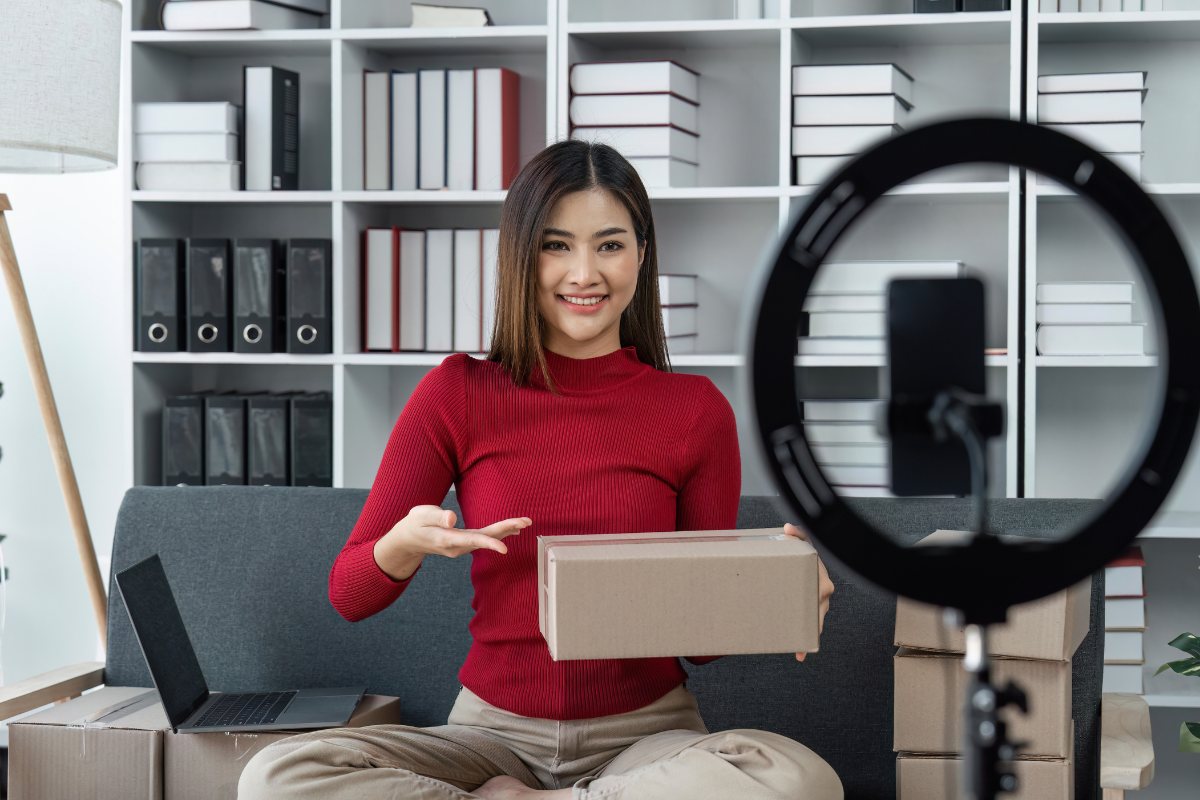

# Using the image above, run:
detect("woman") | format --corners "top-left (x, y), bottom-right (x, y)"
top-left (239, 141), bottom-right (841, 800)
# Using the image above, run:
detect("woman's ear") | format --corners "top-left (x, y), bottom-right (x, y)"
top-left (638, 242), bottom-right (646, 267)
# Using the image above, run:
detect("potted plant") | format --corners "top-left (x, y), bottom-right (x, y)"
top-left (1155, 632), bottom-right (1200, 753)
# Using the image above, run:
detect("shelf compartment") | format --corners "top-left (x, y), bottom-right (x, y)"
top-left (567, 20), bottom-right (782, 49)
top-left (339, 26), bottom-right (549, 55)
top-left (788, 181), bottom-right (1012, 201)
top-left (132, 202), bottom-right (333, 241)
top-left (1038, 11), bottom-right (1200, 43)
top-left (341, 0), bottom-right (546, 30)
top-left (789, 12), bottom-right (1012, 48)
top-left (130, 30), bottom-right (333, 56)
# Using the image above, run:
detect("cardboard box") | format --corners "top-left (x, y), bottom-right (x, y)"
top-left (894, 530), bottom-right (1091, 661)
top-left (893, 648), bottom-right (1072, 757)
top-left (897, 749), bottom-right (1073, 800)
top-left (538, 528), bottom-right (819, 660)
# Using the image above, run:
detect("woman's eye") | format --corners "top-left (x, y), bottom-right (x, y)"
top-left (543, 240), bottom-right (567, 251)
top-left (599, 241), bottom-right (623, 251)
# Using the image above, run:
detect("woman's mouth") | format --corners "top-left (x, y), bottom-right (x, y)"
top-left (558, 294), bottom-right (608, 313)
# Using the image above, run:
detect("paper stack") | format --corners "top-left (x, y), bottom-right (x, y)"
top-left (1035, 282), bottom-right (1144, 356)
top-left (791, 64), bottom-right (912, 186)
top-left (1038, 72), bottom-right (1145, 182)
top-left (802, 400), bottom-right (890, 496)
top-left (569, 61), bottom-right (700, 188)
top-left (1103, 546), bottom-right (1147, 694)
top-left (135, 102), bottom-right (241, 191)
top-left (659, 274), bottom-right (699, 354)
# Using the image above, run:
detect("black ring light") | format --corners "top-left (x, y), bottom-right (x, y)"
top-left (750, 118), bottom-right (1200, 624)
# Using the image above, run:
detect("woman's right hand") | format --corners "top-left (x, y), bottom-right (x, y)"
top-left (373, 505), bottom-right (532, 581)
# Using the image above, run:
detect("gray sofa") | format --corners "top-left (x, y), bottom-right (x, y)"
top-left (102, 487), bottom-right (1105, 800)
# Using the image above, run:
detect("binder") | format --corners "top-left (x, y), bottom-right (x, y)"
top-left (418, 69), bottom-right (447, 189)
top-left (482, 228), bottom-right (499, 350)
top-left (447, 69), bottom-right (475, 190)
top-left (291, 392), bottom-right (332, 487)
top-left (244, 65), bottom-right (300, 191)
top-left (391, 71), bottom-right (418, 191)
top-left (399, 229), bottom-right (426, 350)
top-left (205, 394), bottom-right (247, 485)
top-left (247, 394), bottom-right (290, 486)
top-left (363, 70), bottom-right (391, 191)
top-left (186, 238), bottom-right (233, 352)
top-left (162, 394), bottom-right (205, 486)
top-left (233, 238), bottom-right (285, 353)
top-left (286, 238), bottom-right (333, 353)
top-left (135, 238), bottom-right (185, 352)
top-left (453, 228), bottom-right (482, 352)
top-left (363, 227), bottom-right (399, 352)
top-left (425, 229), bottom-right (454, 352)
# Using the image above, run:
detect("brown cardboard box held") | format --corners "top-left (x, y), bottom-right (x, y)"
top-left (538, 529), bottom-right (819, 660)
top-left (165, 694), bottom-right (402, 800)
top-left (893, 648), bottom-right (1072, 757)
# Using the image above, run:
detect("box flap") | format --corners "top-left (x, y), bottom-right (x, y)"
top-left (15, 686), bottom-right (170, 731)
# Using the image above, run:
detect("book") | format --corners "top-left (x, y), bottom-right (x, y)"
top-left (569, 94), bottom-right (699, 134)
top-left (569, 61), bottom-right (700, 104)
top-left (571, 126), bottom-right (699, 162)
top-left (167, 0), bottom-right (328, 13)
top-left (135, 101), bottom-right (240, 134)
top-left (475, 68), bottom-right (520, 191)
top-left (363, 227), bottom-right (398, 351)
top-left (247, 394), bottom-right (290, 486)
top-left (426, 229), bottom-right (455, 351)
top-left (1036, 281), bottom-right (1134, 303)
top-left (1038, 91), bottom-right (1144, 123)
top-left (399, 230), bottom-right (426, 350)
top-left (1105, 597), bottom-right (1147, 630)
top-left (233, 238), bottom-right (284, 353)
top-left (290, 392), bottom-right (332, 487)
top-left (163, 394), bottom-right (205, 486)
top-left (797, 337), bottom-right (886, 355)
top-left (135, 239), bottom-right (185, 352)
top-left (205, 395), bottom-right (246, 485)
top-left (136, 161), bottom-right (241, 191)
top-left (1036, 323), bottom-right (1144, 355)
top-left (795, 155), bottom-right (850, 185)
top-left (804, 294), bottom-right (886, 312)
top-left (802, 400), bottom-right (883, 422)
top-left (808, 311), bottom-right (885, 338)
top-left (363, 71), bottom-right (391, 191)
top-left (659, 274), bottom-right (697, 306)
top-left (1036, 303), bottom-right (1132, 324)
top-left (1106, 548), bottom-right (1146, 597)
top-left (1042, 122), bottom-right (1142, 154)
top-left (1102, 664), bottom-right (1143, 694)
top-left (793, 95), bottom-right (911, 126)
top-left (136, 133), bottom-right (239, 162)
top-left (627, 156), bottom-right (697, 188)
top-left (812, 443), bottom-right (888, 466)
top-left (162, 0), bottom-right (322, 30)
top-left (1035, 151), bottom-right (1142, 182)
top-left (791, 64), bottom-right (913, 105)
top-left (1104, 630), bottom-right (1144, 664)
top-left (662, 305), bottom-right (698, 337)
top-left (1038, 72), bottom-right (1146, 94)
top-left (482, 229), bottom-right (499, 350)
top-left (453, 229), bottom-right (482, 352)
top-left (419, 70), bottom-right (447, 189)
top-left (286, 239), bottom-right (332, 353)
top-left (820, 465), bottom-right (889, 486)
top-left (244, 66), bottom-right (300, 191)
top-left (803, 422), bottom-right (886, 445)
top-left (447, 70), bottom-right (476, 191)
top-left (832, 485), bottom-right (895, 497)
top-left (411, 2), bottom-right (492, 26)
top-left (792, 125), bottom-right (900, 157)
top-left (186, 239), bottom-right (232, 352)
top-left (391, 72), bottom-right (418, 191)
top-left (810, 260), bottom-right (963, 295)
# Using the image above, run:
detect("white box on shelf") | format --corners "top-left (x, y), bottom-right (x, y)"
top-left (135, 162), bottom-right (240, 191)
top-left (572, 126), bottom-right (699, 163)
top-left (364, 71), bottom-right (391, 191)
top-left (804, 294), bottom-right (886, 313)
top-left (1037, 91), bottom-right (1144, 123)
top-left (161, 0), bottom-right (323, 30)
top-left (658, 274), bottom-right (697, 306)
top-left (1036, 282), bottom-right (1134, 304)
top-left (811, 443), bottom-right (888, 467)
top-left (569, 95), bottom-right (698, 134)
top-left (419, 70), bottom-right (447, 190)
top-left (810, 261), bottom-right (963, 295)
top-left (454, 229), bottom-right (483, 353)
top-left (391, 72), bottom-right (418, 191)
top-left (808, 311), bottom-right (885, 338)
top-left (1105, 598), bottom-right (1146, 630)
top-left (791, 64), bottom-right (913, 105)
top-left (797, 337), bottom-right (886, 356)
top-left (795, 155), bottom-right (850, 185)
top-left (399, 230), bottom-right (426, 351)
top-left (792, 125), bottom-right (900, 157)
top-left (425, 230), bottom-right (455, 352)
top-left (1036, 152), bottom-right (1141, 182)
top-left (135, 102), bottom-right (239, 134)
top-left (1036, 324), bottom-right (1145, 356)
top-left (447, 70), bottom-right (476, 191)
top-left (1106, 563), bottom-right (1145, 597)
top-left (1102, 664), bottom-right (1143, 694)
top-left (662, 305), bottom-right (697, 337)
top-left (793, 95), bottom-right (910, 126)
top-left (1035, 303), bottom-right (1133, 324)
top-left (570, 61), bottom-right (699, 104)
top-left (1037, 72), bottom-right (1146, 94)
top-left (475, 68), bottom-right (520, 192)
top-left (803, 423), bottom-right (886, 445)
top-left (802, 400), bottom-right (883, 423)
top-left (1104, 631), bottom-right (1144, 664)
top-left (628, 156), bottom-right (697, 188)
top-left (411, 2), bottom-right (490, 26)
top-left (135, 133), bottom-right (238, 162)
top-left (1041, 122), bottom-right (1142, 154)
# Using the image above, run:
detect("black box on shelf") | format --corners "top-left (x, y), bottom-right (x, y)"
top-left (286, 239), bottom-right (333, 354)
top-left (233, 238), bottom-right (286, 354)
top-left (204, 394), bottom-right (248, 486)
top-left (291, 392), bottom-right (332, 487)
top-left (963, 0), bottom-right (1009, 9)
top-left (186, 238), bottom-right (233, 352)
top-left (248, 394), bottom-right (291, 486)
top-left (163, 394), bottom-right (205, 486)
top-left (915, 0), bottom-right (963, 10)
top-left (135, 239), bottom-right (186, 352)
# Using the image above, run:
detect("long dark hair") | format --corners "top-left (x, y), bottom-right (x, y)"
top-left (486, 140), bottom-right (668, 390)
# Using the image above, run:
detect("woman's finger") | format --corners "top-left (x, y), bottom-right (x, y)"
top-left (415, 505), bottom-right (456, 529)
top-left (795, 652), bottom-right (807, 662)
top-left (476, 517), bottom-right (532, 540)
top-left (783, 522), bottom-right (809, 542)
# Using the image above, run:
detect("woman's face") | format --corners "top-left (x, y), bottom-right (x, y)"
top-left (537, 188), bottom-right (644, 357)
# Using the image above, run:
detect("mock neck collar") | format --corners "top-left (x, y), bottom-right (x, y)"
top-left (533, 345), bottom-right (652, 396)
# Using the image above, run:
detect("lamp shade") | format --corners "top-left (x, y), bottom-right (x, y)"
top-left (0, 0), bottom-right (122, 172)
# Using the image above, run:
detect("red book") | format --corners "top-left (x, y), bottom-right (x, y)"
top-left (475, 67), bottom-right (520, 191)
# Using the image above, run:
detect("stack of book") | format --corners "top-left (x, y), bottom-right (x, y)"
top-left (1103, 546), bottom-right (1147, 694)
top-left (1035, 282), bottom-right (1144, 356)
top-left (568, 61), bottom-right (700, 188)
top-left (659, 274), bottom-right (699, 354)
top-left (802, 400), bottom-right (890, 496)
top-left (1040, 1), bottom-right (1163, 12)
top-left (135, 102), bottom-right (241, 191)
top-left (791, 64), bottom-right (912, 186)
top-left (161, 0), bottom-right (328, 30)
top-left (363, 68), bottom-right (519, 191)
top-left (1038, 72), bottom-right (1145, 182)
top-left (797, 260), bottom-right (963, 356)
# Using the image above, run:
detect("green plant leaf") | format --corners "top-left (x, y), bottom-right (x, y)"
top-left (1168, 632), bottom-right (1200, 659)
top-left (1155, 657), bottom-right (1200, 677)
top-left (1180, 722), bottom-right (1200, 754)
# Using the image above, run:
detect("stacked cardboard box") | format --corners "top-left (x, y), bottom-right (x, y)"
top-left (1038, 71), bottom-right (1145, 182)
top-left (893, 530), bottom-right (1091, 800)
top-left (1103, 546), bottom-right (1147, 694)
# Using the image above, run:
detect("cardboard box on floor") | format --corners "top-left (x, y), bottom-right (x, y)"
top-left (893, 648), bottom-right (1072, 757)
top-left (8, 688), bottom-right (401, 800)
top-left (894, 530), bottom-right (1091, 662)
top-left (538, 528), bottom-right (820, 660)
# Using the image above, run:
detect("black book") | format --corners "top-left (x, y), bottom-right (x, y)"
top-left (163, 394), bottom-right (205, 486)
top-left (204, 394), bottom-right (247, 486)
top-left (286, 239), bottom-right (333, 354)
top-left (186, 238), bottom-right (233, 352)
top-left (290, 392), bottom-right (332, 487)
top-left (233, 239), bottom-right (286, 353)
top-left (914, 0), bottom-right (962, 10)
top-left (244, 66), bottom-right (300, 191)
top-left (247, 394), bottom-right (291, 486)
top-left (135, 239), bottom-right (186, 352)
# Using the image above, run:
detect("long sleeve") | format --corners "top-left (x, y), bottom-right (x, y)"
top-left (329, 355), bottom-right (469, 621)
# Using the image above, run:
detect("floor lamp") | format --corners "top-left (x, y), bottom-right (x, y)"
top-left (0, 0), bottom-right (124, 641)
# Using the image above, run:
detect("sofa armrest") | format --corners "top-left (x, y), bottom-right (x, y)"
top-left (1100, 692), bottom-right (1154, 798)
top-left (0, 661), bottom-right (105, 722)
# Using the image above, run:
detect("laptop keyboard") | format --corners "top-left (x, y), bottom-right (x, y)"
top-left (194, 691), bottom-right (296, 728)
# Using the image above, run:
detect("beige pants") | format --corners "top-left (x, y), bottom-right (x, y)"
top-left (238, 682), bottom-right (843, 800)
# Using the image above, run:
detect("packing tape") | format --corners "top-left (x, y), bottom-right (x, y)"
top-left (66, 690), bottom-right (160, 763)
top-left (225, 730), bottom-right (264, 761)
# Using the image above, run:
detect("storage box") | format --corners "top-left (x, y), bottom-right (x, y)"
top-left (538, 528), bottom-right (819, 660)
top-left (894, 648), bottom-right (1072, 757)
top-left (896, 733), bottom-right (1074, 800)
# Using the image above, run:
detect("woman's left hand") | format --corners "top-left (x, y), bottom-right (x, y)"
top-left (783, 522), bottom-right (834, 662)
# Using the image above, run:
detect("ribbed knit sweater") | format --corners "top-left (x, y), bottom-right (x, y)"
top-left (329, 346), bottom-right (741, 720)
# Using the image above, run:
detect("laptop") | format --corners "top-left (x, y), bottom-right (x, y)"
top-left (115, 553), bottom-right (366, 734)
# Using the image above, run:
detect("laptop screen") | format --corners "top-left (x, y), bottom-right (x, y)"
top-left (115, 554), bottom-right (209, 729)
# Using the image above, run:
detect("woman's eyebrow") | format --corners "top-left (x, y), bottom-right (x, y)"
top-left (592, 226), bottom-right (627, 238)
top-left (543, 227), bottom-right (574, 238)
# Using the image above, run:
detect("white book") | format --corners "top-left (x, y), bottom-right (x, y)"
top-left (812, 443), bottom-right (888, 467)
top-left (447, 69), bottom-right (475, 191)
top-left (1105, 597), bottom-right (1147, 630)
top-left (791, 64), bottom-right (914, 105)
top-left (628, 157), bottom-right (697, 188)
top-left (803, 422), bottom-right (886, 445)
top-left (162, 0), bottom-right (321, 30)
top-left (1106, 564), bottom-right (1145, 597)
top-left (425, 229), bottom-right (455, 351)
top-left (1104, 631), bottom-right (1144, 664)
top-left (135, 102), bottom-right (239, 134)
top-left (1036, 281), bottom-right (1133, 303)
top-left (419, 70), bottom-right (447, 189)
top-left (1036, 323), bottom-right (1144, 355)
top-left (135, 133), bottom-right (238, 162)
top-left (1035, 151), bottom-right (1141, 183)
top-left (1124, 0), bottom-right (1142, 8)
top-left (1039, 0), bottom-right (1058, 9)
top-left (482, 229), bottom-right (499, 350)
top-left (804, 294), bottom-right (886, 312)
top-left (570, 61), bottom-right (699, 104)
top-left (391, 72), bottom-right (418, 191)
top-left (453, 229), bottom-right (482, 352)
top-left (795, 155), bottom-right (851, 185)
top-left (1102, 664), bottom-right (1143, 694)
top-left (1038, 72), bottom-right (1146, 94)
top-left (811, 260), bottom-right (963, 295)
top-left (169, 0), bottom-right (330, 12)
top-left (792, 125), bottom-right (900, 157)
top-left (135, 161), bottom-right (240, 191)
top-left (364, 227), bottom-right (396, 351)
top-left (411, 2), bottom-right (491, 26)
top-left (808, 311), bottom-right (885, 338)
top-left (572, 126), bottom-right (699, 162)
top-left (1145, 0), bottom-right (1162, 9)
top-left (797, 337), bottom-right (886, 355)
top-left (1100, 0), bottom-right (1122, 8)
top-left (659, 274), bottom-right (697, 306)
top-left (662, 305), bottom-right (697, 337)
top-left (1060, 0), bottom-right (1080, 8)
top-left (1036, 303), bottom-right (1132, 323)
top-left (1042, 122), bottom-right (1142, 153)
top-left (1081, 0), bottom-right (1100, 9)
top-left (821, 465), bottom-right (889, 486)
top-left (834, 485), bottom-right (895, 497)
top-left (475, 68), bottom-right (519, 192)
top-left (364, 71), bottom-right (391, 191)
top-left (569, 94), bottom-right (699, 134)
top-left (666, 334), bottom-right (698, 354)
top-left (793, 95), bottom-right (910, 126)
top-left (399, 230), bottom-right (426, 351)
top-left (1038, 91), bottom-right (1144, 123)
top-left (803, 400), bottom-right (883, 422)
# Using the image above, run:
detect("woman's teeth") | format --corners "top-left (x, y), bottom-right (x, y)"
top-left (562, 295), bottom-right (604, 306)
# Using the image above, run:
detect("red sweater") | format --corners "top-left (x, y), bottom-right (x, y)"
top-left (329, 346), bottom-right (741, 720)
